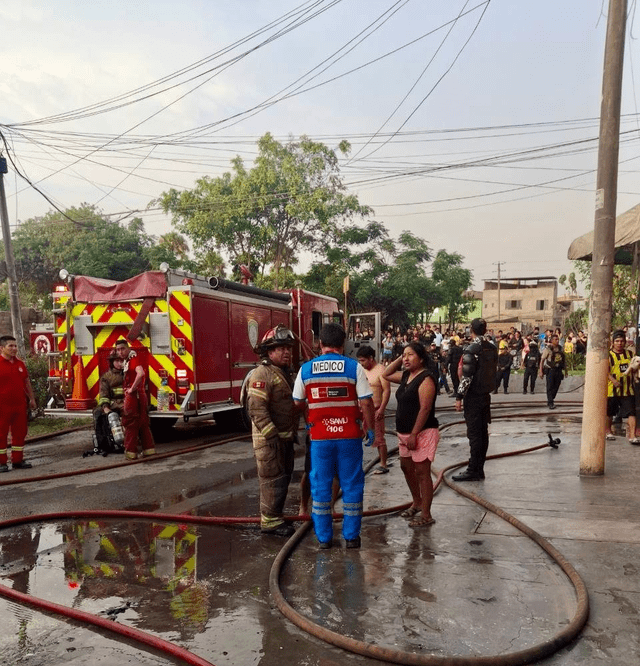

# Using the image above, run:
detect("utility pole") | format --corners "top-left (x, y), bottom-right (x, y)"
top-left (0, 157), bottom-right (26, 359)
top-left (493, 262), bottom-right (502, 324)
top-left (580, 0), bottom-right (627, 476)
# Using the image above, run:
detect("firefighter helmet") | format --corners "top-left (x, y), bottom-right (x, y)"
top-left (256, 326), bottom-right (295, 354)
top-left (107, 353), bottom-right (120, 370)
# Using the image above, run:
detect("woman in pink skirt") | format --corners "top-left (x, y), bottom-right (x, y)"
top-left (383, 342), bottom-right (439, 527)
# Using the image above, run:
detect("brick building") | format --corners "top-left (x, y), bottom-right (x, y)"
top-left (481, 276), bottom-right (560, 331)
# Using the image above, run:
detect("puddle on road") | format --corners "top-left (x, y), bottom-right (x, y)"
top-left (0, 418), bottom-right (584, 665)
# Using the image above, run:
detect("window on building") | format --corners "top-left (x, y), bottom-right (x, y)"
top-left (536, 300), bottom-right (546, 311)
top-left (505, 300), bottom-right (522, 310)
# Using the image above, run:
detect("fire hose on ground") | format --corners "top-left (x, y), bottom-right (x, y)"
top-left (0, 407), bottom-right (588, 666)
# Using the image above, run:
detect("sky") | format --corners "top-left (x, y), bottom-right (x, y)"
top-left (1, 0), bottom-right (639, 293)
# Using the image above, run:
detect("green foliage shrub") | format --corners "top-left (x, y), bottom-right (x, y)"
top-left (25, 354), bottom-right (49, 408)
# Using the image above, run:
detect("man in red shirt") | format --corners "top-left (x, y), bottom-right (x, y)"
top-left (0, 335), bottom-right (37, 472)
top-left (115, 339), bottom-right (155, 460)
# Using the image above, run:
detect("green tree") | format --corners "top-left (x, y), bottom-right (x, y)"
top-left (430, 250), bottom-right (474, 329)
top-left (305, 222), bottom-right (437, 328)
top-left (6, 205), bottom-right (155, 308)
top-left (568, 272), bottom-right (578, 295)
top-left (156, 133), bottom-right (371, 289)
top-left (558, 272), bottom-right (577, 296)
top-left (0, 283), bottom-right (8, 311)
top-left (558, 274), bottom-right (567, 291)
top-left (572, 260), bottom-right (635, 329)
top-left (145, 231), bottom-right (191, 270)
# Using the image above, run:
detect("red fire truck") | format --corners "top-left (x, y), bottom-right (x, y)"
top-left (46, 268), bottom-right (342, 428)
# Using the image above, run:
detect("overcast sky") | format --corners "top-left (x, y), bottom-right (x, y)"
top-left (1, 1), bottom-right (638, 291)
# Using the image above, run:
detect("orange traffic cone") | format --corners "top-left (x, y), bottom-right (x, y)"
top-left (66, 356), bottom-right (95, 410)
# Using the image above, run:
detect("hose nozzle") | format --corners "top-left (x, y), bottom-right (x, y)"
top-left (548, 434), bottom-right (561, 449)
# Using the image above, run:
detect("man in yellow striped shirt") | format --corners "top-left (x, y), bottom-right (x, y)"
top-left (606, 330), bottom-right (637, 444)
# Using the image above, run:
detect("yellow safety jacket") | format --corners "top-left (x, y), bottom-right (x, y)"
top-left (608, 350), bottom-right (634, 398)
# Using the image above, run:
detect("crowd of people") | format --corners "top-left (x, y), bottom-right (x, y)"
top-left (6, 311), bottom-right (634, 554)
top-left (366, 322), bottom-right (589, 409)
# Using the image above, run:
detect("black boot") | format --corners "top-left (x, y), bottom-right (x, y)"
top-left (452, 468), bottom-right (484, 482)
top-left (261, 523), bottom-right (295, 537)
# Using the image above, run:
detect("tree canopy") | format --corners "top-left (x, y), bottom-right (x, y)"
top-left (4, 205), bottom-right (194, 310)
top-left (156, 133), bottom-right (371, 288)
top-left (304, 222), bottom-right (474, 328)
top-left (571, 260), bottom-right (636, 330)
top-left (430, 250), bottom-right (474, 328)
top-left (305, 222), bottom-right (440, 328)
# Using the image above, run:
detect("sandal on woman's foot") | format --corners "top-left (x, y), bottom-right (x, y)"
top-left (373, 466), bottom-right (389, 474)
top-left (400, 506), bottom-right (420, 518)
top-left (409, 516), bottom-right (435, 528)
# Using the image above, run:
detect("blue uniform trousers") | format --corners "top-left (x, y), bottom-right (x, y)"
top-left (309, 437), bottom-right (364, 543)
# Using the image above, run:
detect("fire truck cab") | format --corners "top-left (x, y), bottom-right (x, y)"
top-left (47, 268), bottom-right (342, 430)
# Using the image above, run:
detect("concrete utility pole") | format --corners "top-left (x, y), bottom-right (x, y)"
top-left (494, 261), bottom-right (502, 323)
top-left (580, 0), bottom-right (627, 476)
top-left (0, 157), bottom-right (26, 359)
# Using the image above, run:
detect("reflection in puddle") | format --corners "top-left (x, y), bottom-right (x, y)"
top-left (0, 519), bottom-right (265, 646)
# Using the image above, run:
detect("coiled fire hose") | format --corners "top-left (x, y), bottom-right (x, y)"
top-left (0, 408), bottom-right (588, 665)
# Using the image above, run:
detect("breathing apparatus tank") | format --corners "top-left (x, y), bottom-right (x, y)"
top-left (107, 411), bottom-right (125, 446)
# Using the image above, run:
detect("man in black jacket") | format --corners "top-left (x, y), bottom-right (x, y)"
top-left (453, 319), bottom-right (498, 481)
top-left (522, 340), bottom-right (540, 394)
top-left (447, 338), bottom-right (463, 397)
top-left (539, 334), bottom-right (567, 410)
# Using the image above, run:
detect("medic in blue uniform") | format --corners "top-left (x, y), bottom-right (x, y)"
top-left (293, 323), bottom-right (375, 550)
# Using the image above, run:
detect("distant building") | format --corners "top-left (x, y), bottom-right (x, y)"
top-left (556, 293), bottom-right (587, 330)
top-left (481, 276), bottom-right (561, 331)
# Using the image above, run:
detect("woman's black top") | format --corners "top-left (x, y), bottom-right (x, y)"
top-left (395, 370), bottom-right (438, 434)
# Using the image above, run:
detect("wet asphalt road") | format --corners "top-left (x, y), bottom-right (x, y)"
top-left (2, 385), bottom-right (638, 666)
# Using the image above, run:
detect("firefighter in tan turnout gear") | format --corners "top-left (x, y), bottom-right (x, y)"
top-left (96, 354), bottom-right (125, 416)
top-left (247, 326), bottom-right (298, 537)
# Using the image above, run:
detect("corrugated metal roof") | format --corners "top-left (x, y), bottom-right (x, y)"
top-left (567, 202), bottom-right (640, 264)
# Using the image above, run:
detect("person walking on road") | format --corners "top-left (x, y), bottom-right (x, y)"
top-left (247, 326), bottom-right (298, 537)
top-left (495, 340), bottom-right (511, 394)
top-left (293, 323), bottom-right (375, 550)
top-left (605, 330), bottom-right (638, 444)
top-left (539, 334), bottom-right (567, 410)
top-left (522, 340), bottom-right (540, 395)
top-left (0, 335), bottom-right (37, 472)
top-left (383, 342), bottom-right (439, 527)
top-left (453, 319), bottom-right (498, 482)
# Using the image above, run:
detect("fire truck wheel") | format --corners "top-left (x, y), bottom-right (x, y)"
top-left (214, 409), bottom-right (248, 433)
top-left (150, 418), bottom-right (178, 441)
